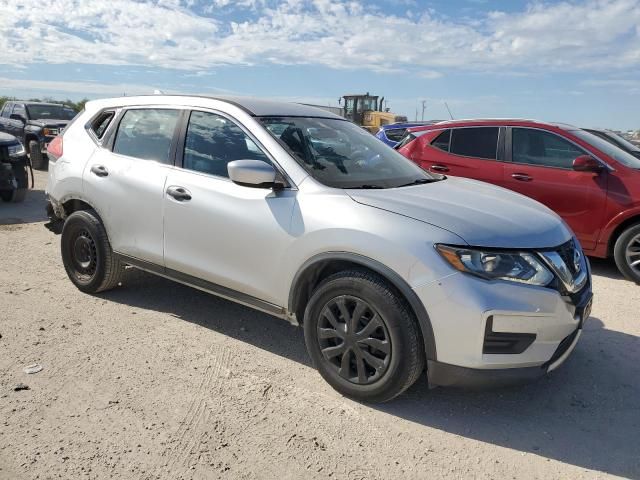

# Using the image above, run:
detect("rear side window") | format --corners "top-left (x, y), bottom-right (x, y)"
top-left (450, 127), bottom-right (499, 160)
top-left (0, 103), bottom-right (11, 118)
top-left (431, 129), bottom-right (451, 151)
top-left (512, 128), bottom-right (583, 169)
top-left (385, 128), bottom-right (407, 142)
top-left (90, 111), bottom-right (115, 139)
top-left (182, 110), bottom-right (270, 178)
top-left (113, 109), bottom-right (180, 163)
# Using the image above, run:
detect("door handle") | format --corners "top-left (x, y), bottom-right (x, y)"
top-left (166, 186), bottom-right (192, 202)
top-left (90, 164), bottom-right (109, 177)
top-left (511, 173), bottom-right (532, 182)
top-left (430, 165), bottom-right (450, 173)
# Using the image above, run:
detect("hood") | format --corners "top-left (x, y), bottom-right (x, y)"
top-left (347, 177), bottom-right (571, 249)
top-left (0, 132), bottom-right (19, 146)
top-left (29, 119), bottom-right (70, 127)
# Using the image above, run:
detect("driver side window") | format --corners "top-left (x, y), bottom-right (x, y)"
top-left (182, 111), bottom-right (271, 178)
top-left (512, 128), bottom-right (583, 169)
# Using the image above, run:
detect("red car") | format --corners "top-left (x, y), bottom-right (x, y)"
top-left (397, 119), bottom-right (640, 283)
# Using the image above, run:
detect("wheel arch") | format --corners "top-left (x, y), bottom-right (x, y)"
top-left (24, 133), bottom-right (39, 151)
top-left (288, 252), bottom-right (437, 361)
top-left (607, 214), bottom-right (640, 256)
top-left (61, 198), bottom-right (97, 219)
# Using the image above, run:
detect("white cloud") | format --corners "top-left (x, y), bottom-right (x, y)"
top-left (0, 0), bottom-right (638, 74)
top-left (0, 77), bottom-right (234, 96)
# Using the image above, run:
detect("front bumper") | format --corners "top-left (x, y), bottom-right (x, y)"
top-left (414, 269), bottom-right (592, 388)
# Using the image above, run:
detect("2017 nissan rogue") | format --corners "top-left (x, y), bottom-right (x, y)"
top-left (46, 96), bottom-right (593, 402)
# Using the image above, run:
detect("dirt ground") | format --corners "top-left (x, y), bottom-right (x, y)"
top-left (1, 171), bottom-right (639, 480)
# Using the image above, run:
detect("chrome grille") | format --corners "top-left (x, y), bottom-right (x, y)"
top-left (539, 239), bottom-right (588, 294)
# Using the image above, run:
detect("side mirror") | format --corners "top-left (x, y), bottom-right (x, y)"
top-left (573, 155), bottom-right (602, 173)
top-left (10, 114), bottom-right (25, 124)
top-left (227, 160), bottom-right (283, 189)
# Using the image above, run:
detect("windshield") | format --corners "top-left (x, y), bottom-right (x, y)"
top-left (259, 117), bottom-right (437, 188)
top-left (571, 129), bottom-right (640, 169)
top-left (26, 104), bottom-right (76, 121)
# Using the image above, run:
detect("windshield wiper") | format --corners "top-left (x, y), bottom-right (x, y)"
top-left (350, 184), bottom-right (385, 189)
top-left (397, 177), bottom-right (444, 187)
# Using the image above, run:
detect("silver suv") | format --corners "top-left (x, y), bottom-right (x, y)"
top-left (46, 96), bottom-right (593, 402)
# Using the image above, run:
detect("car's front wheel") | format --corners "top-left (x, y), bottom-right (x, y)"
top-left (61, 209), bottom-right (123, 293)
top-left (614, 223), bottom-right (640, 284)
top-left (303, 269), bottom-right (425, 403)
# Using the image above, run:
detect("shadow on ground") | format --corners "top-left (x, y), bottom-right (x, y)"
top-left (101, 269), bottom-right (640, 478)
top-left (0, 189), bottom-right (47, 225)
top-left (589, 257), bottom-right (628, 281)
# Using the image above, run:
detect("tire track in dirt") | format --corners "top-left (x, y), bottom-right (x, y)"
top-left (148, 345), bottom-right (231, 479)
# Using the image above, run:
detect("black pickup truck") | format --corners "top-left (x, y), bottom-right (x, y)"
top-left (0, 101), bottom-right (77, 169)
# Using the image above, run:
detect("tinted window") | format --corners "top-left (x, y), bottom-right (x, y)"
top-left (431, 129), bottom-right (451, 152)
top-left (450, 127), bottom-right (499, 160)
top-left (90, 111), bottom-right (115, 139)
top-left (113, 109), bottom-right (179, 163)
top-left (260, 117), bottom-right (436, 189)
top-left (183, 111), bottom-right (270, 178)
top-left (512, 128), bottom-right (583, 169)
top-left (0, 103), bottom-right (11, 118)
top-left (25, 104), bottom-right (76, 120)
top-left (384, 128), bottom-right (407, 142)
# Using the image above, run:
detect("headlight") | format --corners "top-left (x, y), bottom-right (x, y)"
top-left (43, 127), bottom-right (59, 136)
top-left (8, 143), bottom-right (26, 157)
top-left (436, 245), bottom-right (554, 286)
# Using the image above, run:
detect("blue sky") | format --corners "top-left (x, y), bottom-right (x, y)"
top-left (0, 0), bottom-right (639, 130)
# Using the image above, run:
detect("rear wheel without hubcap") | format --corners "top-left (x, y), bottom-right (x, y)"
top-left (61, 209), bottom-right (123, 293)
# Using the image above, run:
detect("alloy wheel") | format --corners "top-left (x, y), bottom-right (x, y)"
top-left (625, 233), bottom-right (640, 276)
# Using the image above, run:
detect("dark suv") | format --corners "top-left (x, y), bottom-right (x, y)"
top-left (0, 101), bottom-right (77, 169)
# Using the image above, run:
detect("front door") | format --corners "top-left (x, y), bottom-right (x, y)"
top-left (83, 107), bottom-right (181, 265)
top-left (163, 109), bottom-right (297, 306)
top-left (503, 127), bottom-right (609, 251)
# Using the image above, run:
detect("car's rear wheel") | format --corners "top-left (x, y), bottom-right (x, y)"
top-left (61, 209), bottom-right (123, 293)
top-left (303, 269), bottom-right (424, 403)
top-left (28, 140), bottom-right (47, 170)
top-left (614, 223), bottom-right (640, 284)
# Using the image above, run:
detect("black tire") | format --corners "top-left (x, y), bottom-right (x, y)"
top-left (613, 223), bottom-right (640, 284)
top-left (0, 164), bottom-right (27, 202)
top-left (61, 209), bottom-right (123, 293)
top-left (28, 140), bottom-right (47, 170)
top-left (303, 269), bottom-right (425, 403)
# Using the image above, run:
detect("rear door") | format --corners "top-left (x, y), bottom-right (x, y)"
top-left (415, 127), bottom-right (505, 185)
top-left (503, 127), bottom-right (608, 250)
top-left (83, 107), bottom-right (181, 265)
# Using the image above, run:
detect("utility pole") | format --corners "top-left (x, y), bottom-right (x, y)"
top-left (421, 100), bottom-right (427, 121)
